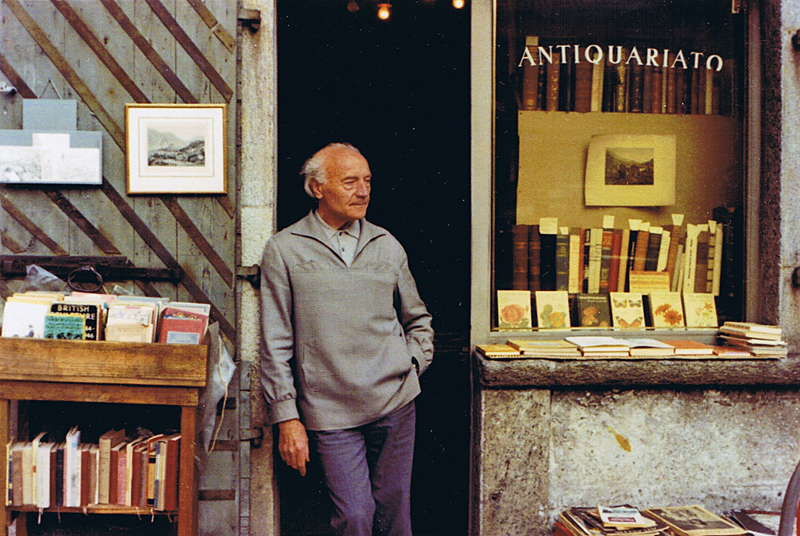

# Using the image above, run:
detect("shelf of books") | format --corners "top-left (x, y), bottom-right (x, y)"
top-left (0, 339), bottom-right (207, 536)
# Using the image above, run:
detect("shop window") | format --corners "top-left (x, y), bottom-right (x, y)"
top-left (486, 0), bottom-right (748, 334)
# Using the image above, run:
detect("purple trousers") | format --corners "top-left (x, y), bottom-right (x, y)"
top-left (310, 401), bottom-right (416, 536)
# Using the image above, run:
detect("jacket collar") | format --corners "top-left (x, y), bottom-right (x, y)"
top-left (292, 210), bottom-right (387, 261)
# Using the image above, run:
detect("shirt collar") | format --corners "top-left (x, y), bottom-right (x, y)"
top-left (313, 210), bottom-right (361, 240)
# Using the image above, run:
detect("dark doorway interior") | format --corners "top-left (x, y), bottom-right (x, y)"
top-left (276, 1), bottom-right (471, 535)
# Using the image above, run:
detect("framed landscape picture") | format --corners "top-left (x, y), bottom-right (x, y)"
top-left (125, 103), bottom-right (227, 194)
top-left (585, 134), bottom-right (676, 206)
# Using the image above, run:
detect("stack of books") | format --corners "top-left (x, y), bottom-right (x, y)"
top-left (556, 504), bottom-right (668, 536)
top-left (718, 322), bottom-right (787, 357)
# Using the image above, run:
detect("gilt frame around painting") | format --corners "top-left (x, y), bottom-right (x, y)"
top-left (125, 104), bottom-right (227, 194)
top-left (584, 134), bottom-right (675, 207)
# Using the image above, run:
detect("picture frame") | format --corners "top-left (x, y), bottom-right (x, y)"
top-left (125, 103), bottom-right (227, 194)
top-left (585, 134), bottom-right (676, 206)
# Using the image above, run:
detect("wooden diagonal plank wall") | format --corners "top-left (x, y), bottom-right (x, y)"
top-left (0, 0), bottom-right (238, 342)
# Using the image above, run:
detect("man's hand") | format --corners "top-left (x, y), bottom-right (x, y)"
top-left (278, 418), bottom-right (310, 476)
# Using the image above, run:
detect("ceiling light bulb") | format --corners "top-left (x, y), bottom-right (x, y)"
top-left (453, 0), bottom-right (465, 8)
top-left (377, 3), bottom-right (391, 20)
top-left (347, 0), bottom-right (359, 13)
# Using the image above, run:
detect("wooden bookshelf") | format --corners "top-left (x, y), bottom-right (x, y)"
top-left (0, 338), bottom-right (207, 536)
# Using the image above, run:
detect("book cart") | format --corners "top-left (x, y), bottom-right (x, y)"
top-left (0, 338), bottom-right (207, 536)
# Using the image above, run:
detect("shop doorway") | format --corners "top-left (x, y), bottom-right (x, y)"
top-left (275, 1), bottom-right (471, 535)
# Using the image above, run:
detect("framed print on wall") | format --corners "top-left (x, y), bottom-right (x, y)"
top-left (584, 134), bottom-right (676, 206)
top-left (125, 103), bottom-right (227, 194)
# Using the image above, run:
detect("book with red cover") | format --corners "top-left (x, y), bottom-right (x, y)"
top-left (108, 441), bottom-right (126, 505)
top-left (158, 307), bottom-right (209, 345)
top-left (158, 434), bottom-right (181, 511)
top-left (114, 444), bottom-right (128, 506)
top-left (80, 444), bottom-right (92, 506)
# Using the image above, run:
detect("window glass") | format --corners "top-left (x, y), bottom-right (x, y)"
top-left (493, 0), bottom-right (745, 332)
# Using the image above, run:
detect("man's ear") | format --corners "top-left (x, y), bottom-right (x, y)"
top-left (310, 179), bottom-right (324, 200)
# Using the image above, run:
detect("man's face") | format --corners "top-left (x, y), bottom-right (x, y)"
top-left (312, 148), bottom-right (371, 229)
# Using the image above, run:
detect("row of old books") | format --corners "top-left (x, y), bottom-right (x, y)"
top-left (555, 504), bottom-right (776, 536)
top-left (478, 337), bottom-right (746, 359)
top-left (0, 291), bottom-right (210, 344)
top-left (519, 39), bottom-right (735, 116)
top-left (5, 428), bottom-right (180, 511)
top-left (498, 290), bottom-right (719, 330)
top-left (511, 215), bottom-right (733, 299)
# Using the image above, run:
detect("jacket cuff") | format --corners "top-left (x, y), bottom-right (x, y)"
top-left (268, 398), bottom-right (300, 425)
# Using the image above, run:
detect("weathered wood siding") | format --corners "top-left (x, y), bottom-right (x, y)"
top-left (0, 0), bottom-right (237, 343)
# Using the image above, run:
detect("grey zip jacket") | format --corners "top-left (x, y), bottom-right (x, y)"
top-left (259, 211), bottom-right (434, 431)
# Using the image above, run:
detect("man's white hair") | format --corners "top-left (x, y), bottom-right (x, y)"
top-left (300, 142), bottom-right (363, 198)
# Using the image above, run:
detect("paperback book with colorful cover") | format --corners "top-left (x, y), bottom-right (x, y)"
top-left (609, 292), bottom-right (645, 328)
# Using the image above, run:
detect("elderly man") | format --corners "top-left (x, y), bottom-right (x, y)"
top-left (260, 142), bottom-right (434, 536)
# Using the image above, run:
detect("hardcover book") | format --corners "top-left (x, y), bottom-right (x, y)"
top-left (575, 293), bottom-right (611, 328)
top-left (648, 292), bottom-right (685, 328)
top-left (534, 290), bottom-right (571, 329)
top-left (609, 292), bottom-right (645, 328)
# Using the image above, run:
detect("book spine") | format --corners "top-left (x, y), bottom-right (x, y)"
top-left (559, 57), bottom-right (574, 111)
top-left (539, 232), bottom-right (557, 291)
top-left (643, 231), bottom-right (661, 271)
top-left (590, 57), bottom-right (604, 112)
top-left (574, 51), bottom-right (593, 113)
top-left (651, 65), bottom-right (663, 113)
top-left (568, 229), bottom-right (582, 294)
top-left (527, 225), bottom-right (541, 292)
top-left (616, 229), bottom-right (630, 292)
top-left (642, 64), bottom-right (653, 113)
top-left (511, 225), bottom-right (530, 290)
top-left (607, 230), bottom-right (622, 294)
top-left (521, 36), bottom-right (540, 110)
top-left (629, 61), bottom-right (644, 113)
top-left (614, 53), bottom-right (627, 112)
top-left (712, 224), bottom-right (724, 296)
top-left (554, 233), bottom-right (570, 291)
top-left (656, 229), bottom-right (671, 272)
top-left (546, 52), bottom-right (561, 111)
top-left (694, 229), bottom-right (709, 293)
top-left (588, 229), bottom-right (603, 294)
top-left (633, 229), bottom-right (650, 272)
top-left (598, 229), bottom-right (614, 294)
top-left (625, 229), bottom-right (638, 291)
top-left (666, 56), bottom-right (677, 113)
